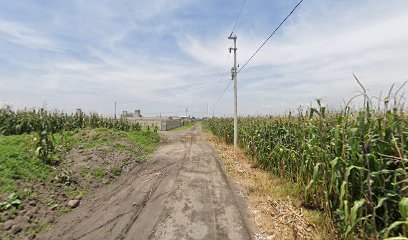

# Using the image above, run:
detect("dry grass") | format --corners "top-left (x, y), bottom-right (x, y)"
top-left (203, 132), bottom-right (335, 240)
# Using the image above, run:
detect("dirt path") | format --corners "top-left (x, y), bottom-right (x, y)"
top-left (38, 124), bottom-right (252, 240)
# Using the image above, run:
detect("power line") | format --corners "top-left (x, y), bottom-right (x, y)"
top-left (212, 0), bottom-right (304, 109)
top-left (118, 78), bottom-right (229, 104)
top-left (212, 79), bottom-right (233, 108)
top-left (117, 0), bottom-right (246, 110)
top-left (210, 47), bottom-right (235, 109)
top-left (142, 110), bottom-right (226, 116)
top-left (120, 0), bottom-right (243, 107)
top-left (118, 46), bottom-right (232, 105)
top-left (211, 0), bottom-right (247, 110)
top-left (238, 0), bottom-right (304, 73)
top-left (231, 0), bottom-right (247, 34)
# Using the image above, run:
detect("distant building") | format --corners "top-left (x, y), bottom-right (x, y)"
top-left (122, 110), bottom-right (182, 131)
top-left (121, 110), bottom-right (142, 118)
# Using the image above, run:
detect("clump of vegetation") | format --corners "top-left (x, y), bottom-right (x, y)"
top-left (111, 166), bottom-right (122, 176)
top-left (207, 83), bottom-right (408, 238)
top-left (0, 134), bottom-right (51, 195)
top-left (0, 193), bottom-right (21, 212)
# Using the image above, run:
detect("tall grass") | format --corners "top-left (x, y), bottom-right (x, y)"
top-left (207, 93), bottom-right (408, 238)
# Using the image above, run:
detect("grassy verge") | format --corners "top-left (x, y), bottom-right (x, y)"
top-left (69, 128), bottom-right (160, 155)
top-left (169, 121), bottom-right (196, 132)
top-left (0, 134), bottom-right (51, 195)
top-left (125, 129), bottom-right (160, 154)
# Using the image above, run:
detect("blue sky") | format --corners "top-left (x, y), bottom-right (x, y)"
top-left (0, 0), bottom-right (407, 117)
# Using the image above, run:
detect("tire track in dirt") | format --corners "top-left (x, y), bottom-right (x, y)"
top-left (144, 135), bottom-right (195, 239)
top-left (38, 124), bottom-right (252, 240)
top-left (116, 134), bottom-right (195, 240)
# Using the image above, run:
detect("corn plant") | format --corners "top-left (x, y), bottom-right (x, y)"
top-left (0, 107), bottom-right (142, 165)
top-left (207, 94), bottom-right (408, 238)
top-left (0, 107), bottom-right (141, 136)
top-left (33, 108), bottom-right (55, 164)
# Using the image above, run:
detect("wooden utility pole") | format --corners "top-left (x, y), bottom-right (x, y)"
top-left (228, 33), bottom-right (238, 148)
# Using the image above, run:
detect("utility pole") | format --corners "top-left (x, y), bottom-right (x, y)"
top-left (186, 108), bottom-right (188, 118)
top-left (114, 101), bottom-right (117, 119)
top-left (229, 33), bottom-right (238, 148)
top-left (207, 102), bottom-right (209, 118)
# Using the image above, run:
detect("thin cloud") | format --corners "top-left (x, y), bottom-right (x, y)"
top-left (0, 19), bottom-right (62, 52)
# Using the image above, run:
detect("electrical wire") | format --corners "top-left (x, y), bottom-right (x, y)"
top-left (212, 80), bottom-right (233, 108)
top-left (238, 0), bottom-right (304, 73)
top-left (211, 0), bottom-right (304, 109)
top-left (141, 110), bottom-right (226, 116)
top-left (231, 0), bottom-right (247, 34)
top-left (117, 0), bottom-right (248, 109)
top-left (118, 48), bottom-right (232, 105)
top-left (210, 0), bottom-right (248, 109)
top-left (118, 78), bottom-right (229, 104)
top-left (118, 0), bottom-right (244, 107)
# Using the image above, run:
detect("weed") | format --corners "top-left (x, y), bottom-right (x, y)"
top-left (0, 193), bottom-right (21, 211)
top-left (92, 168), bottom-right (106, 180)
top-left (111, 167), bottom-right (122, 176)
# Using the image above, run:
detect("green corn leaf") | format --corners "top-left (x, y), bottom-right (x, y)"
top-left (339, 181), bottom-right (347, 209)
top-left (381, 221), bottom-right (408, 238)
top-left (375, 197), bottom-right (388, 210)
top-left (305, 162), bottom-right (322, 194)
top-left (345, 199), bottom-right (366, 237)
top-left (350, 199), bottom-right (366, 227)
top-left (330, 157), bottom-right (342, 193)
top-left (399, 197), bottom-right (408, 221)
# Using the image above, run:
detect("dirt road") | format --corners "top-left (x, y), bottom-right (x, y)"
top-left (39, 124), bottom-right (252, 240)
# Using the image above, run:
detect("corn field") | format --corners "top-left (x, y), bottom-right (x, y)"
top-left (0, 106), bottom-right (141, 136)
top-left (0, 106), bottom-right (142, 164)
top-left (207, 99), bottom-right (408, 238)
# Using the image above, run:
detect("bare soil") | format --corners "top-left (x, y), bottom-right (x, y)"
top-left (37, 124), bottom-right (253, 240)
